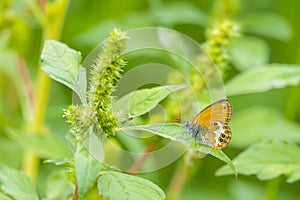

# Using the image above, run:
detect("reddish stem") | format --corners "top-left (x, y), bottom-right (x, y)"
top-left (72, 183), bottom-right (78, 200)
top-left (166, 161), bottom-right (188, 200)
top-left (39, 0), bottom-right (46, 11)
top-left (128, 114), bottom-right (180, 175)
top-left (17, 56), bottom-right (35, 112)
top-left (128, 142), bottom-right (155, 175)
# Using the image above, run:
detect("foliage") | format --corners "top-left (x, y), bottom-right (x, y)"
top-left (216, 140), bottom-right (300, 183)
top-left (0, 164), bottom-right (39, 200)
top-left (1, 0), bottom-right (300, 200)
top-left (97, 171), bottom-right (166, 200)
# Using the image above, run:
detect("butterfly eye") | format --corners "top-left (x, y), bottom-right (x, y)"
top-left (221, 134), bottom-right (226, 138)
top-left (213, 122), bottom-right (218, 126)
top-left (219, 138), bottom-right (224, 142)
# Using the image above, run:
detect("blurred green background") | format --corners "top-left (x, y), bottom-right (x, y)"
top-left (1, 0), bottom-right (300, 199)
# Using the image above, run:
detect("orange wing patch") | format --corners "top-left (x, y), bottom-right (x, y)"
top-left (187, 99), bottom-right (232, 150)
top-left (192, 99), bottom-right (232, 126)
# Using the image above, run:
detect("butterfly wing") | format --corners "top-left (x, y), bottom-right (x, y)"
top-left (191, 99), bottom-right (232, 149)
top-left (192, 99), bottom-right (232, 125)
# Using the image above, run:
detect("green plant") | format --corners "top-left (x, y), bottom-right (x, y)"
top-left (1, 0), bottom-right (300, 200)
top-left (39, 27), bottom-right (237, 199)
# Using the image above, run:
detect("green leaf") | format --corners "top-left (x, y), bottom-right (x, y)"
top-left (226, 64), bottom-right (300, 96)
top-left (227, 180), bottom-right (265, 200)
top-left (216, 140), bottom-right (300, 183)
top-left (40, 40), bottom-right (85, 102)
top-left (74, 141), bottom-right (104, 198)
top-left (241, 12), bottom-right (292, 41)
top-left (73, 66), bottom-right (87, 104)
top-left (0, 48), bottom-right (17, 76)
top-left (127, 84), bottom-right (185, 118)
top-left (123, 123), bottom-right (191, 144)
top-left (114, 85), bottom-right (186, 118)
top-left (123, 123), bottom-right (236, 175)
top-left (7, 128), bottom-right (71, 158)
top-left (0, 136), bottom-right (22, 167)
top-left (97, 171), bottom-right (165, 200)
top-left (229, 106), bottom-right (300, 148)
top-left (0, 192), bottom-right (12, 200)
top-left (230, 36), bottom-right (269, 71)
top-left (0, 164), bottom-right (39, 200)
top-left (45, 170), bottom-right (74, 200)
top-left (44, 158), bottom-right (73, 167)
top-left (152, 2), bottom-right (207, 26)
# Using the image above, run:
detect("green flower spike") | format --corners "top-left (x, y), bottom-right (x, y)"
top-left (64, 29), bottom-right (128, 140)
top-left (204, 20), bottom-right (239, 73)
top-left (87, 29), bottom-right (128, 137)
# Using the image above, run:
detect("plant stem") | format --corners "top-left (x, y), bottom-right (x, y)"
top-left (32, 71), bottom-right (51, 132)
top-left (72, 183), bottom-right (78, 200)
top-left (286, 41), bottom-right (300, 121)
top-left (22, 0), bottom-right (70, 182)
top-left (264, 177), bottom-right (280, 200)
top-left (128, 142), bottom-right (155, 175)
top-left (25, 0), bottom-right (45, 25)
top-left (284, 85), bottom-right (300, 121)
top-left (23, 71), bottom-right (50, 181)
top-left (166, 149), bottom-right (201, 200)
top-left (166, 160), bottom-right (188, 200)
top-left (17, 55), bottom-right (34, 118)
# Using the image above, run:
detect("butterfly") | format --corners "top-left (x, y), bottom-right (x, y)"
top-left (184, 99), bottom-right (232, 150)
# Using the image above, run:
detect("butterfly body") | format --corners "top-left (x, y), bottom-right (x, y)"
top-left (185, 99), bottom-right (232, 150)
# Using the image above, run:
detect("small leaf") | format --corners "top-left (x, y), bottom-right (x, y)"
top-left (81, 128), bottom-right (105, 162)
top-left (44, 158), bottom-right (73, 167)
top-left (41, 40), bottom-right (84, 100)
top-left (191, 143), bottom-right (237, 177)
top-left (123, 123), bottom-right (192, 145)
top-left (226, 64), bottom-right (300, 96)
top-left (230, 36), bottom-right (269, 71)
top-left (241, 12), bottom-right (292, 41)
top-left (229, 106), bottom-right (300, 148)
top-left (45, 170), bottom-right (74, 200)
top-left (7, 128), bottom-right (71, 158)
top-left (0, 164), bottom-right (39, 200)
top-left (114, 85), bottom-right (186, 118)
top-left (74, 140), bottom-right (104, 198)
top-left (216, 140), bottom-right (300, 183)
top-left (74, 67), bottom-right (87, 104)
top-left (97, 171), bottom-right (166, 200)
top-left (123, 123), bottom-right (236, 175)
top-left (128, 85), bottom-right (185, 118)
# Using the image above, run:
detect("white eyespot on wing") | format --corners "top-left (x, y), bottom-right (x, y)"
top-left (213, 121), bottom-right (224, 144)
